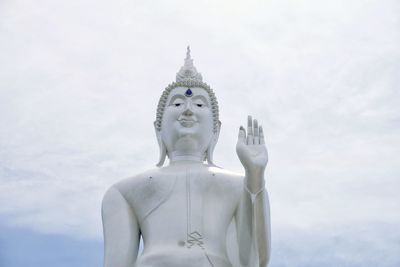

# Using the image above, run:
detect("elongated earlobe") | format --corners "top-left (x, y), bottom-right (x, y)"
top-left (154, 122), bottom-right (167, 167)
top-left (206, 121), bottom-right (221, 166)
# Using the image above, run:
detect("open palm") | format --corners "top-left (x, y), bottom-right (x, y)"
top-left (236, 116), bottom-right (268, 172)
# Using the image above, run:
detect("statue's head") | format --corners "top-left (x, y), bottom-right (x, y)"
top-left (154, 47), bottom-right (220, 166)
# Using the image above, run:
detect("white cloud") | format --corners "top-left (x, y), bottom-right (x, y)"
top-left (271, 222), bottom-right (400, 267)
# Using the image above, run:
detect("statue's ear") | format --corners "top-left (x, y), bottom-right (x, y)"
top-left (154, 122), bottom-right (167, 167)
top-left (206, 121), bottom-right (221, 166)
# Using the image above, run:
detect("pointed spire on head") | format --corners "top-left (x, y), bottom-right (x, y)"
top-left (186, 45), bottom-right (191, 60)
top-left (176, 46), bottom-right (203, 83)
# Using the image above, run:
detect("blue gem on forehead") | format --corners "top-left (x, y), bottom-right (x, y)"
top-left (185, 88), bottom-right (193, 97)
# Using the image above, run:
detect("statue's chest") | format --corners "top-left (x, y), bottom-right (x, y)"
top-left (129, 170), bottom-right (232, 229)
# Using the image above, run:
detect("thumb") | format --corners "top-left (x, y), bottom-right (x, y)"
top-left (238, 126), bottom-right (246, 143)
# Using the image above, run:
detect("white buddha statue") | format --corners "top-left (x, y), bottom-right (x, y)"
top-left (102, 47), bottom-right (271, 267)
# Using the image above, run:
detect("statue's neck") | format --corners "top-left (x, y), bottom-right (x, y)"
top-left (167, 135), bottom-right (207, 165)
top-left (169, 151), bottom-right (204, 164)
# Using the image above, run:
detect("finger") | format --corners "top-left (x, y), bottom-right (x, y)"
top-left (247, 115), bottom-right (253, 145)
top-left (259, 126), bottom-right (265, 144)
top-left (238, 126), bottom-right (246, 143)
top-left (247, 115), bottom-right (253, 136)
top-left (254, 119), bottom-right (260, 144)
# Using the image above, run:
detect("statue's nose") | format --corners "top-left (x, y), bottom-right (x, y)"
top-left (182, 102), bottom-right (194, 116)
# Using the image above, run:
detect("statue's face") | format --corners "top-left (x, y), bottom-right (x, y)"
top-left (161, 86), bottom-right (214, 157)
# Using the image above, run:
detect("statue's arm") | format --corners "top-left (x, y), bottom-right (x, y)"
top-left (235, 116), bottom-right (271, 267)
top-left (235, 173), bottom-right (271, 267)
top-left (102, 186), bottom-right (140, 267)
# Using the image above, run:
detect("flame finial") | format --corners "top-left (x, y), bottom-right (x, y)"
top-left (176, 46), bottom-right (203, 82)
top-left (186, 46), bottom-right (191, 60)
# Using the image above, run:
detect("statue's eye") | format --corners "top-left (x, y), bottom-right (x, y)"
top-left (196, 104), bottom-right (203, 107)
top-left (174, 103), bottom-right (182, 107)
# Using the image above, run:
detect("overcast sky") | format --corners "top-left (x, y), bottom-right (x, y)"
top-left (0, 0), bottom-right (399, 266)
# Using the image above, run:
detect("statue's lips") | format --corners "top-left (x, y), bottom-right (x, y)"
top-left (178, 119), bottom-right (197, 127)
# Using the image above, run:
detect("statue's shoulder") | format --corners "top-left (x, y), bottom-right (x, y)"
top-left (207, 165), bottom-right (244, 191)
top-left (103, 169), bottom-right (157, 202)
top-left (112, 168), bottom-right (161, 190)
top-left (209, 165), bottom-right (244, 179)
top-left (108, 168), bottom-right (177, 221)
top-left (102, 170), bottom-right (160, 210)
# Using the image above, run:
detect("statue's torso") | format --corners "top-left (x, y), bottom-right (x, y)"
top-left (116, 163), bottom-right (243, 267)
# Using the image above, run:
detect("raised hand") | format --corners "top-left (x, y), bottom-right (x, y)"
top-left (236, 116), bottom-right (268, 177)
